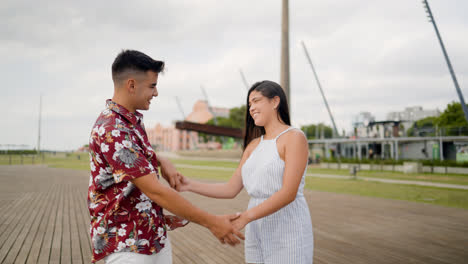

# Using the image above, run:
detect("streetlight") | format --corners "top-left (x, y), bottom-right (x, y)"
top-left (422, 0), bottom-right (468, 122)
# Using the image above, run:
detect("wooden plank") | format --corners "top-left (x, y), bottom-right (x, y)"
top-left (25, 186), bottom-right (59, 264)
top-left (60, 185), bottom-right (72, 264)
top-left (0, 193), bottom-right (33, 245)
top-left (36, 185), bottom-right (61, 263)
top-left (47, 185), bottom-right (64, 264)
top-left (74, 187), bottom-right (92, 263)
top-left (3, 190), bottom-right (51, 264)
top-left (0, 192), bottom-right (44, 263)
top-left (69, 185), bottom-right (84, 264)
top-left (0, 193), bottom-right (28, 224)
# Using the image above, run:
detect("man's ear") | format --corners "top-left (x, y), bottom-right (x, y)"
top-left (126, 79), bottom-right (136, 94)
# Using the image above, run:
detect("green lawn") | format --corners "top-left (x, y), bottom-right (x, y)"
top-left (168, 158), bottom-right (239, 169)
top-left (0, 153), bottom-right (90, 170)
top-left (305, 177), bottom-right (468, 209)
top-left (2, 154), bottom-right (467, 209)
top-left (177, 166), bottom-right (468, 210)
top-left (308, 167), bottom-right (468, 186)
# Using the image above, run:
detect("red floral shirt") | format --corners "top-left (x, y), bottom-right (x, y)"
top-left (88, 100), bottom-right (181, 262)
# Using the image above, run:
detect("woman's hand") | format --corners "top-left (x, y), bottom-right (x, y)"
top-left (231, 212), bottom-right (250, 232)
top-left (176, 173), bottom-right (191, 192)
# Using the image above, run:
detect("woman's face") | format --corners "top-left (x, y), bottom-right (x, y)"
top-left (248, 90), bottom-right (278, 127)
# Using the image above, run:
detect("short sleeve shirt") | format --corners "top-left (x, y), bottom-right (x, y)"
top-left (88, 100), bottom-right (167, 262)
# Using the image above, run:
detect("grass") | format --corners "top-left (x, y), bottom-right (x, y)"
top-left (172, 159), bottom-right (468, 186)
top-left (2, 154), bottom-right (467, 209)
top-left (304, 177), bottom-right (468, 209)
top-left (307, 167), bottom-right (468, 186)
top-left (0, 153), bottom-right (90, 170)
top-left (178, 166), bottom-right (468, 210)
top-left (168, 158), bottom-right (239, 169)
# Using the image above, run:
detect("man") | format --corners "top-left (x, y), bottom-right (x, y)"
top-left (88, 50), bottom-right (243, 263)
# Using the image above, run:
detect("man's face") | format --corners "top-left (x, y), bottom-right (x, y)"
top-left (133, 71), bottom-right (159, 111)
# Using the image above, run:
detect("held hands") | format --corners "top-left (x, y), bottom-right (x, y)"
top-left (231, 212), bottom-right (249, 232)
top-left (159, 161), bottom-right (182, 190)
top-left (176, 173), bottom-right (191, 192)
top-left (209, 213), bottom-right (245, 246)
top-left (158, 158), bottom-right (190, 192)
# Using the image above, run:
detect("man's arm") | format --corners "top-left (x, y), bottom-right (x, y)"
top-left (131, 173), bottom-right (244, 245)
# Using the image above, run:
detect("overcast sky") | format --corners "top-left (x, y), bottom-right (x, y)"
top-left (1, 0), bottom-right (467, 151)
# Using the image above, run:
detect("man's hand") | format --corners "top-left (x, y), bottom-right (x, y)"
top-left (209, 214), bottom-right (245, 246)
top-left (158, 156), bottom-right (181, 189)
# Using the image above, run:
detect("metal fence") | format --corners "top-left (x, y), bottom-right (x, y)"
top-left (0, 154), bottom-right (45, 165)
top-left (408, 126), bottom-right (468, 137)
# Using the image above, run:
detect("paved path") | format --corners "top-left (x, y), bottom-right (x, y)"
top-left (0, 165), bottom-right (467, 263)
top-left (174, 164), bottom-right (468, 190)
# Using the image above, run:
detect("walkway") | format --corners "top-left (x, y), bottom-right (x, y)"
top-left (0, 165), bottom-right (467, 263)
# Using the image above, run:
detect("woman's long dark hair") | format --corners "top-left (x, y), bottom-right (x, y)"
top-left (243, 80), bottom-right (291, 151)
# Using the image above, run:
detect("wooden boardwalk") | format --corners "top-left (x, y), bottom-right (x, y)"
top-left (0, 165), bottom-right (467, 264)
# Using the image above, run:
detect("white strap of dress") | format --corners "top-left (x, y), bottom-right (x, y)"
top-left (274, 127), bottom-right (295, 140)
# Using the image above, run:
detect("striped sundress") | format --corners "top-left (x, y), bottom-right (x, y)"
top-left (241, 127), bottom-right (314, 264)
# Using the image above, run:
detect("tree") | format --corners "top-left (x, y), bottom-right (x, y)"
top-left (407, 102), bottom-right (468, 136)
top-left (300, 123), bottom-right (333, 139)
top-left (206, 105), bottom-right (246, 129)
top-left (435, 102), bottom-right (468, 135)
top-left (228, 105), bottom-right (246, 129)
top-left (202, 105), bottom-right (247, 143)
top-left (407, 116), bottom-right (437, 137)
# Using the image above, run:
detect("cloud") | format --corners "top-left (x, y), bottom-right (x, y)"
top-left (1, 0), bottom-right (467, 150)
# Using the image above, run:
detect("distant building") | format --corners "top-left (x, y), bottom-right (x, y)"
top-left (387, 106), bottom-right (440, 135)
top-left (352, 107), bottom-right (440, 138)
top-left (341, 106), bottom-right (444, 160)
top-left (387, 106), bottom-right (440, 122)
top-left (185, 100), bottom-right (229, 123)
top-left (352, 112), bottom-right (376, 138)
top-left (146, 100), bottom-right (228, 151)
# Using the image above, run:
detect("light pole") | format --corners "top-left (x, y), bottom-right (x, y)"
top-left (301, 41), bottom-right (342, 161)
top-left (280, 0), bottom-right (290, 108)
top-left (301, 41), bottom-right (340, 138)
top-left (37, 94), bottom-right (42, 153)
top-left (422, 0), bottom-right (468, 122)
top-left (239, 69), bottom-right (250, 90)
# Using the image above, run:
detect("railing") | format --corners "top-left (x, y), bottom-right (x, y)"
top-left (0, 154), bottom-right (45, 165)
top-left (408, 126), bottom-right (468, 137)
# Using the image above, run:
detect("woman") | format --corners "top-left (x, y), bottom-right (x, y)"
top-left (178, 80), bottom-right (313, 263)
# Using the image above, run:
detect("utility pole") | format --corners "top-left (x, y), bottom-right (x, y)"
top-left (422, 0), bottom-right (468, 122)
top-left (175, 96), bottom-right (198, 150)
top-left (239, 69), bottom-right (250, 90)
top-left (37, 94), bottom-right (42, 153)
top-left (280, 0), bottom-right (290, 107)
top-left (175, 96), bottom-right (186, 119)
top-left (301, 41), bottom-right (340, 138)
top-left (302, 41), bottom-right (341, 160)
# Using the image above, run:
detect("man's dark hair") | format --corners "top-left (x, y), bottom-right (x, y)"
top-left (112, 50), bottom-right (165, 82)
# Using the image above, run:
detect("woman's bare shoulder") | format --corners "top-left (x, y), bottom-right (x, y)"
top-left (245, 137), bottom-right (261, 153)
top-left (281, 128), bottom-right (307, 143)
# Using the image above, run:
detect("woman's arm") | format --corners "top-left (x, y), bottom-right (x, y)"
top-left (232, 131), bottom-right (308, 230)
top-left (179, 167), bottom-right (242, 199)
top-left (178, 139), bottom-right (259, 199)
